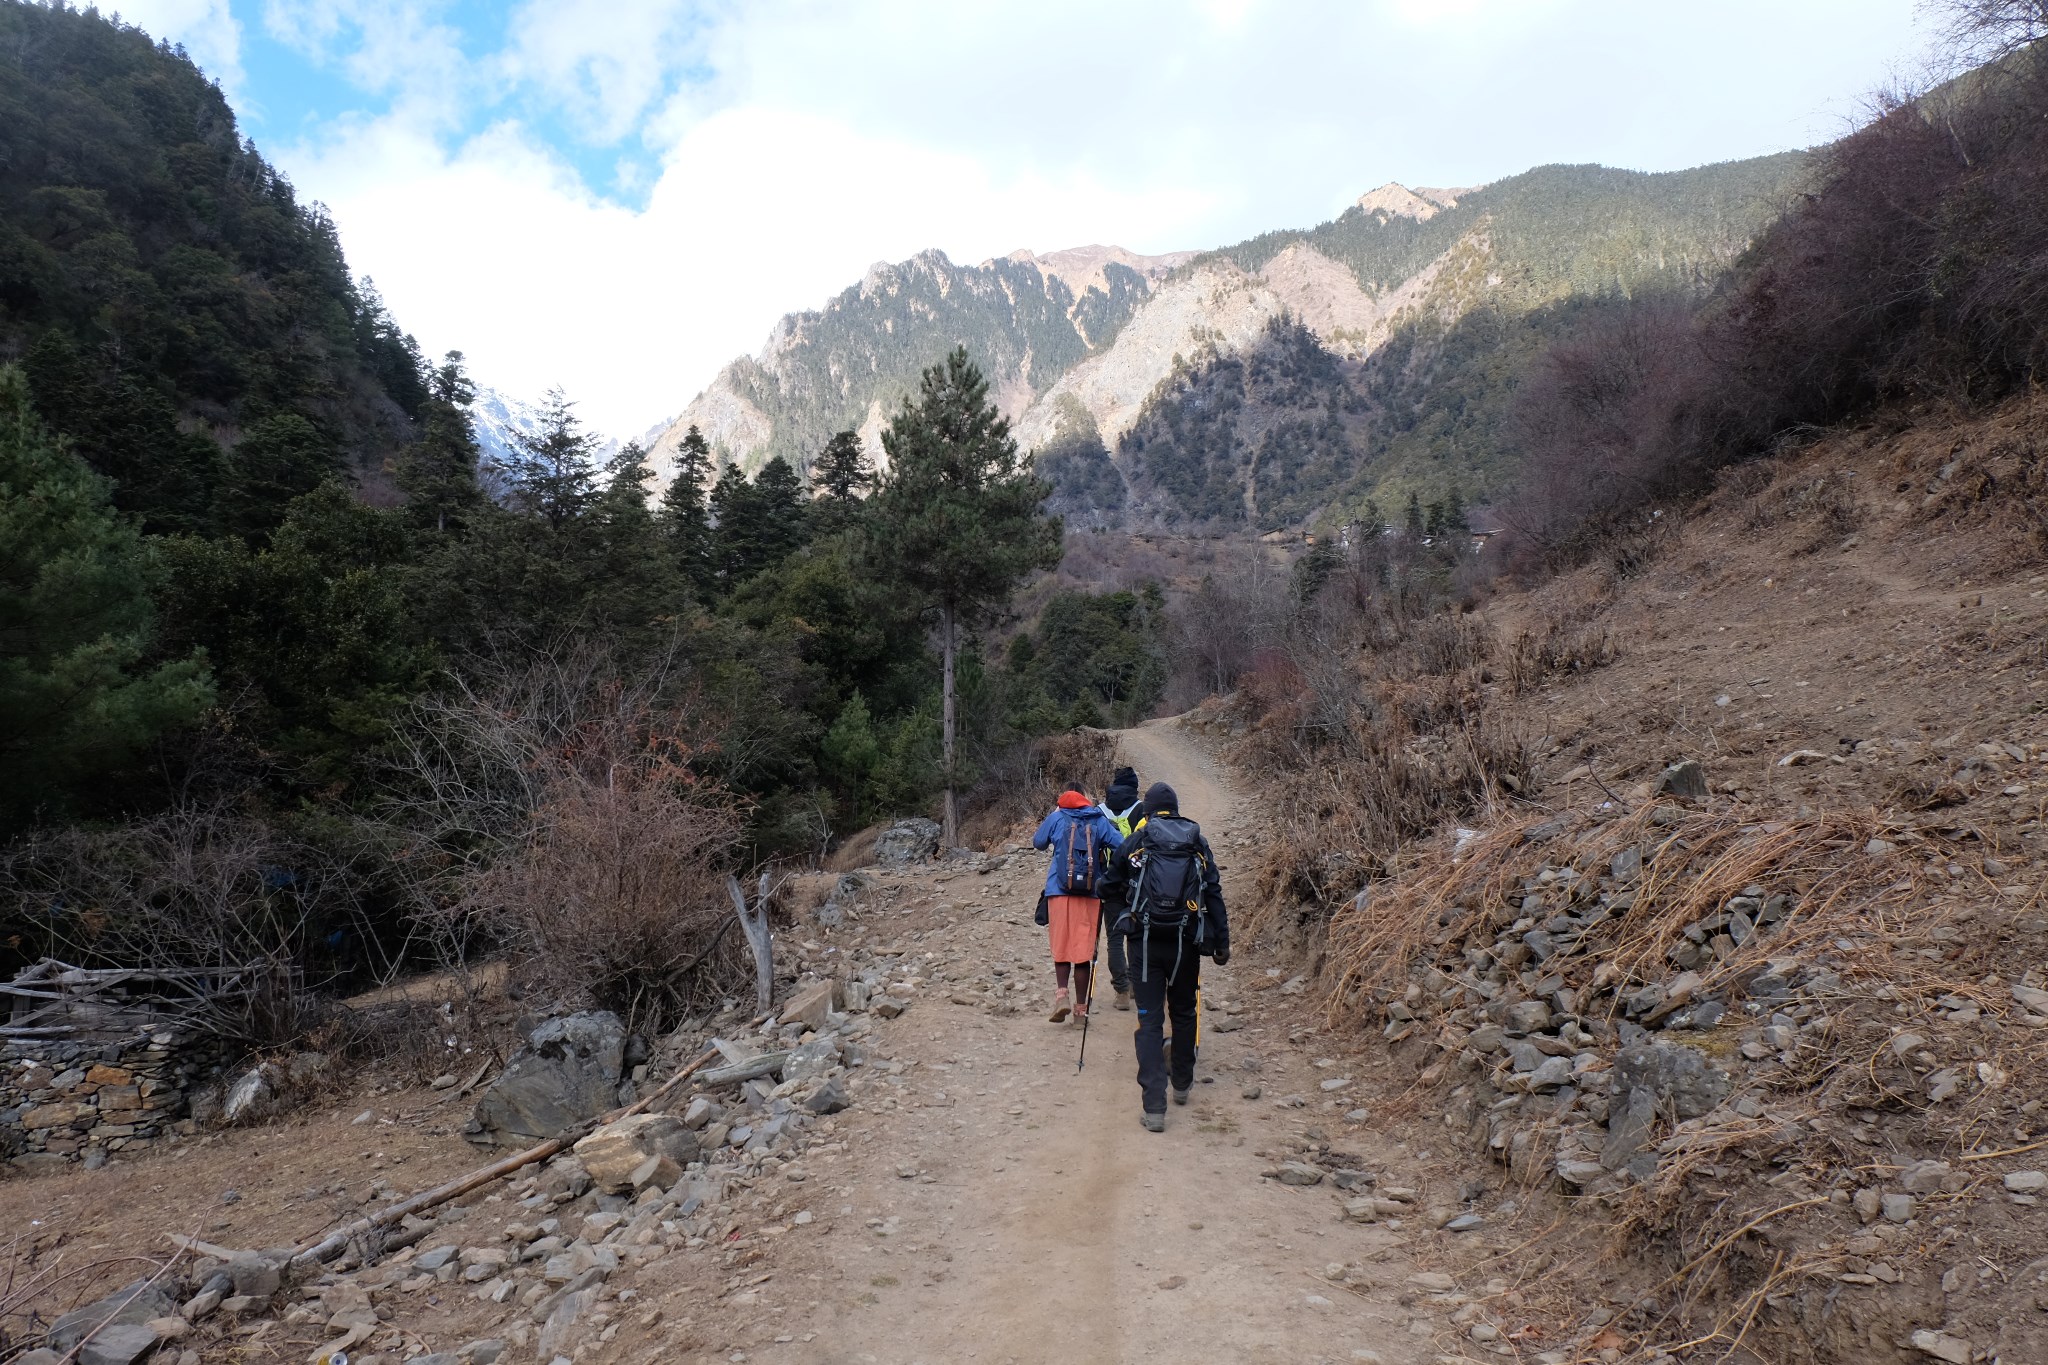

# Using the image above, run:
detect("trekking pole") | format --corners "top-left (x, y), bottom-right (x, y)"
top-left (1078, 925), bottom-right (1101, 1072)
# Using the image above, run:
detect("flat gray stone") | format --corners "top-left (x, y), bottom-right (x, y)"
top-left (48, 1279), bottom-right (176, 1352)
top-left (77, 1323), bottom-right (159, 1365)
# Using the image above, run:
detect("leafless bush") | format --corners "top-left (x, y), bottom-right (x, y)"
top-left (959, 729), bottom-right (1117, 850)
top-left (1504, 295), bottom-right (1727, 573)
top-left (1159, 544), bottom-right (1292, 709)
top-left (1932, 0), bottom-right (2048, 65)
top-left (1223, 538), bottom-right (1529, 947)
top-left (0, 805), bottom-right (375, 1043)
top-left (386, 646), bottom-right (752, 1033)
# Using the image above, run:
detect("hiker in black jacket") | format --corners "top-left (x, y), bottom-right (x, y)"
top-left (1098, 781), bottom-right (1230, 1131)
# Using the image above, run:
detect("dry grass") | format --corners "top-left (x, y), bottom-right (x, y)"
top-left (1301, 789), bottom-right (2048, 1362)
top-left (1316, 801), bottom-right (1954, 1025)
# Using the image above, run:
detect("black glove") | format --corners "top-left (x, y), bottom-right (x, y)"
top-left (1033, 894), bottom-right (1049, 927)
top-left (1212, 946), bottom-right (1231, 966)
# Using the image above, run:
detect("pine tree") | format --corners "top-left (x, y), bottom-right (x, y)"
top-left (751, 456), bottom-right (809, 562)
top-left (710, 457), bottom-right (808, 589)
top-left (708, 463), bottom-right (755, 589)
top-left (658, 425), bottom-right (715, 598)
top-left (592, 442), bottom-right (677, 634)
top-left (505, 387), bottom-right (600, 530)
top-left (812, 430), bottom-right (873, 505)
top-left (1444, 484), bottom-right (1470, 532)
top-left (0, 367), bottom-right (213, 830)
top-left (397, 351), bottom-right (483, 534)
top-left (1425, 500), bottom-right (1446, 536)
top-left (866, 348), bottom-right (1061, 844)
top-left (226, 412), bottom-right (342, 541)
top-left (1404, 490), bottom-right (1425, 538)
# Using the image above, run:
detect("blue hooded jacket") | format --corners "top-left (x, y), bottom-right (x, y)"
top-left (1032, 793), bottom-right (1124, 898)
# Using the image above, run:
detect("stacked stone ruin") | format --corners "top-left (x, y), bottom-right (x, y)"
top-left (2, 959), bottom-right (258, 1170)
top-left (0, 1030), bottom-right (227, 1170)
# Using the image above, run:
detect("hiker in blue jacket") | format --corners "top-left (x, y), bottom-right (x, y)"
top-left (1032, 786), bottom-right (1124, 1023)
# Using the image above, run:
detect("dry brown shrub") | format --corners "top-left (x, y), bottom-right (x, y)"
top-left (958, 729), bottom-right (1119, 851)
top-left (0, 804), bottom-right (368, 1044)
top-left (1234, 673), bottom-right (1530, 951)
top-left (389, 651), bottom-right (753, 1033)
top-left (824, 824), bottom-right (882, 873)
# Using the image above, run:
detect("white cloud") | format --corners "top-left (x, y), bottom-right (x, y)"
top-left (260, 0), bottom-right (471, 119)
top-left (282, 99), bottom-right (1211, 436)
top-left (91, 0), bottom-right (1942, 436)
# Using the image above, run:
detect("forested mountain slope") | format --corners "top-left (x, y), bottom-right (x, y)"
top-left (0, 0), bottom-right (428, 537)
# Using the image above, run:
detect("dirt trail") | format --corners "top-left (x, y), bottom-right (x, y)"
top-left (764, 718), bottom-right (1426, 1365)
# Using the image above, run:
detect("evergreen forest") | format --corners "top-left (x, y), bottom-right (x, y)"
top-left (0, 4), bottom-right (1162, 1017)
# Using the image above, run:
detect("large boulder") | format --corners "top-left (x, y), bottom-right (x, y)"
top-left (813, 872), bottom-right (867, 927)
top-left (779, 978), bottom-right (840, 1032)
top-left (465, 1012), bottom-right (627, 1147)
top-left (872, 818), bottom-right (941, 865)
top-left (572, 1113), bottom-right (700, 1193)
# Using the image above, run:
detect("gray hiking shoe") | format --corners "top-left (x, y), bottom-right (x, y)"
top-left (1113, 990), bottom-right (1132, 1011)
top-left (1172, 1086), bottom-right (1190, 1106)
top-left (1140, 1110), bottom-right (1166, 1133)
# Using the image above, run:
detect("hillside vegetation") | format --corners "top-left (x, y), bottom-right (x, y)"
top-left (646, 250), bottom-right (1165, 480)
top-left (0, 0), bottom-right (426, 538)
top-left (0, 8), bottom-right (1158, 1037)
top-left (1117, 156), bottom-right (1811, 531)
top-left (1183, 23), bottom-right (2048, 1357)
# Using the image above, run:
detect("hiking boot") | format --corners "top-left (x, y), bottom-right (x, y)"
top-left (1172, 1086), bottom-right (1190, 1106)
top-left (1049, 989), bottom-right (1070, 1023)
top-left (1073, 994), bottom-right (1089, 1020)
top-left (1140, 1110), bottom-right (1166, 1133)
top-left (1113, 989), bottom-right (1132, 1011)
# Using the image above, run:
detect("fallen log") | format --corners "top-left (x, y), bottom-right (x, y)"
top-left (285, 1044), bottom-right (720, 1268)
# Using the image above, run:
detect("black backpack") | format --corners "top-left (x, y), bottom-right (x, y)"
top-left (1058, 816), bottom-right (1102, 897)
top-left (1128, 816), bottom-right (1208, 939)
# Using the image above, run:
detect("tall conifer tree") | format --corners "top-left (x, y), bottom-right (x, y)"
top-left (866, 348), bottom-right (1060, 845)
top-left (0, 367), bottom-right (212, 829)
top-left (658, 425), bottom-right (715, 598)
top-left (397, 351), bottom-right (483, 534)
top-left (505, 387), bottom-right (599, 530)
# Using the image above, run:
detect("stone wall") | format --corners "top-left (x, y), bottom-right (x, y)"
top-left (1, 1030), bottom-right (228, 1171)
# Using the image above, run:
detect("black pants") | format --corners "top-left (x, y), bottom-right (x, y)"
top-left (1096, 907), bottom-right (1130, 992)
top-left (1129, 928), bottom-right (1199, 1113)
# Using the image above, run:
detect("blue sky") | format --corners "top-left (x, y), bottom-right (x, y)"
top-left (116, 0), bottom-right (1937, 437)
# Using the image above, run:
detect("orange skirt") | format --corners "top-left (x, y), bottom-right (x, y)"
top-left (1046, 895), bottom-right (1101, 964)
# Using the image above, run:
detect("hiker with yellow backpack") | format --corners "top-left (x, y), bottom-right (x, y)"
top-left (1032, 784), bottom-right (1124, 1023)
top-left (1099, 782), bottom-right (1230, 1132)
top-left (1094, 766), bottom-right (1142, 1010)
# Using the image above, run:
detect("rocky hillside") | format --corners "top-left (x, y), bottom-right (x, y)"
top-left (643, 245), bottom-right (1190, 487)
top-left (648, 156), bottom-right (1808, 528)
top-left (1214, 389), bottom-right (2048, 1362)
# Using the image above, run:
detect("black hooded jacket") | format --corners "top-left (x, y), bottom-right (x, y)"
top-left (1104, 767), bottom-right (1140, 819)
top-left (1098, 782), bottom-right (1230, 956)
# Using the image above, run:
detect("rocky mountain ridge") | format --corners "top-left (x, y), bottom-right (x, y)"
top-left (647, 155), bottom-right (1808, 525)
